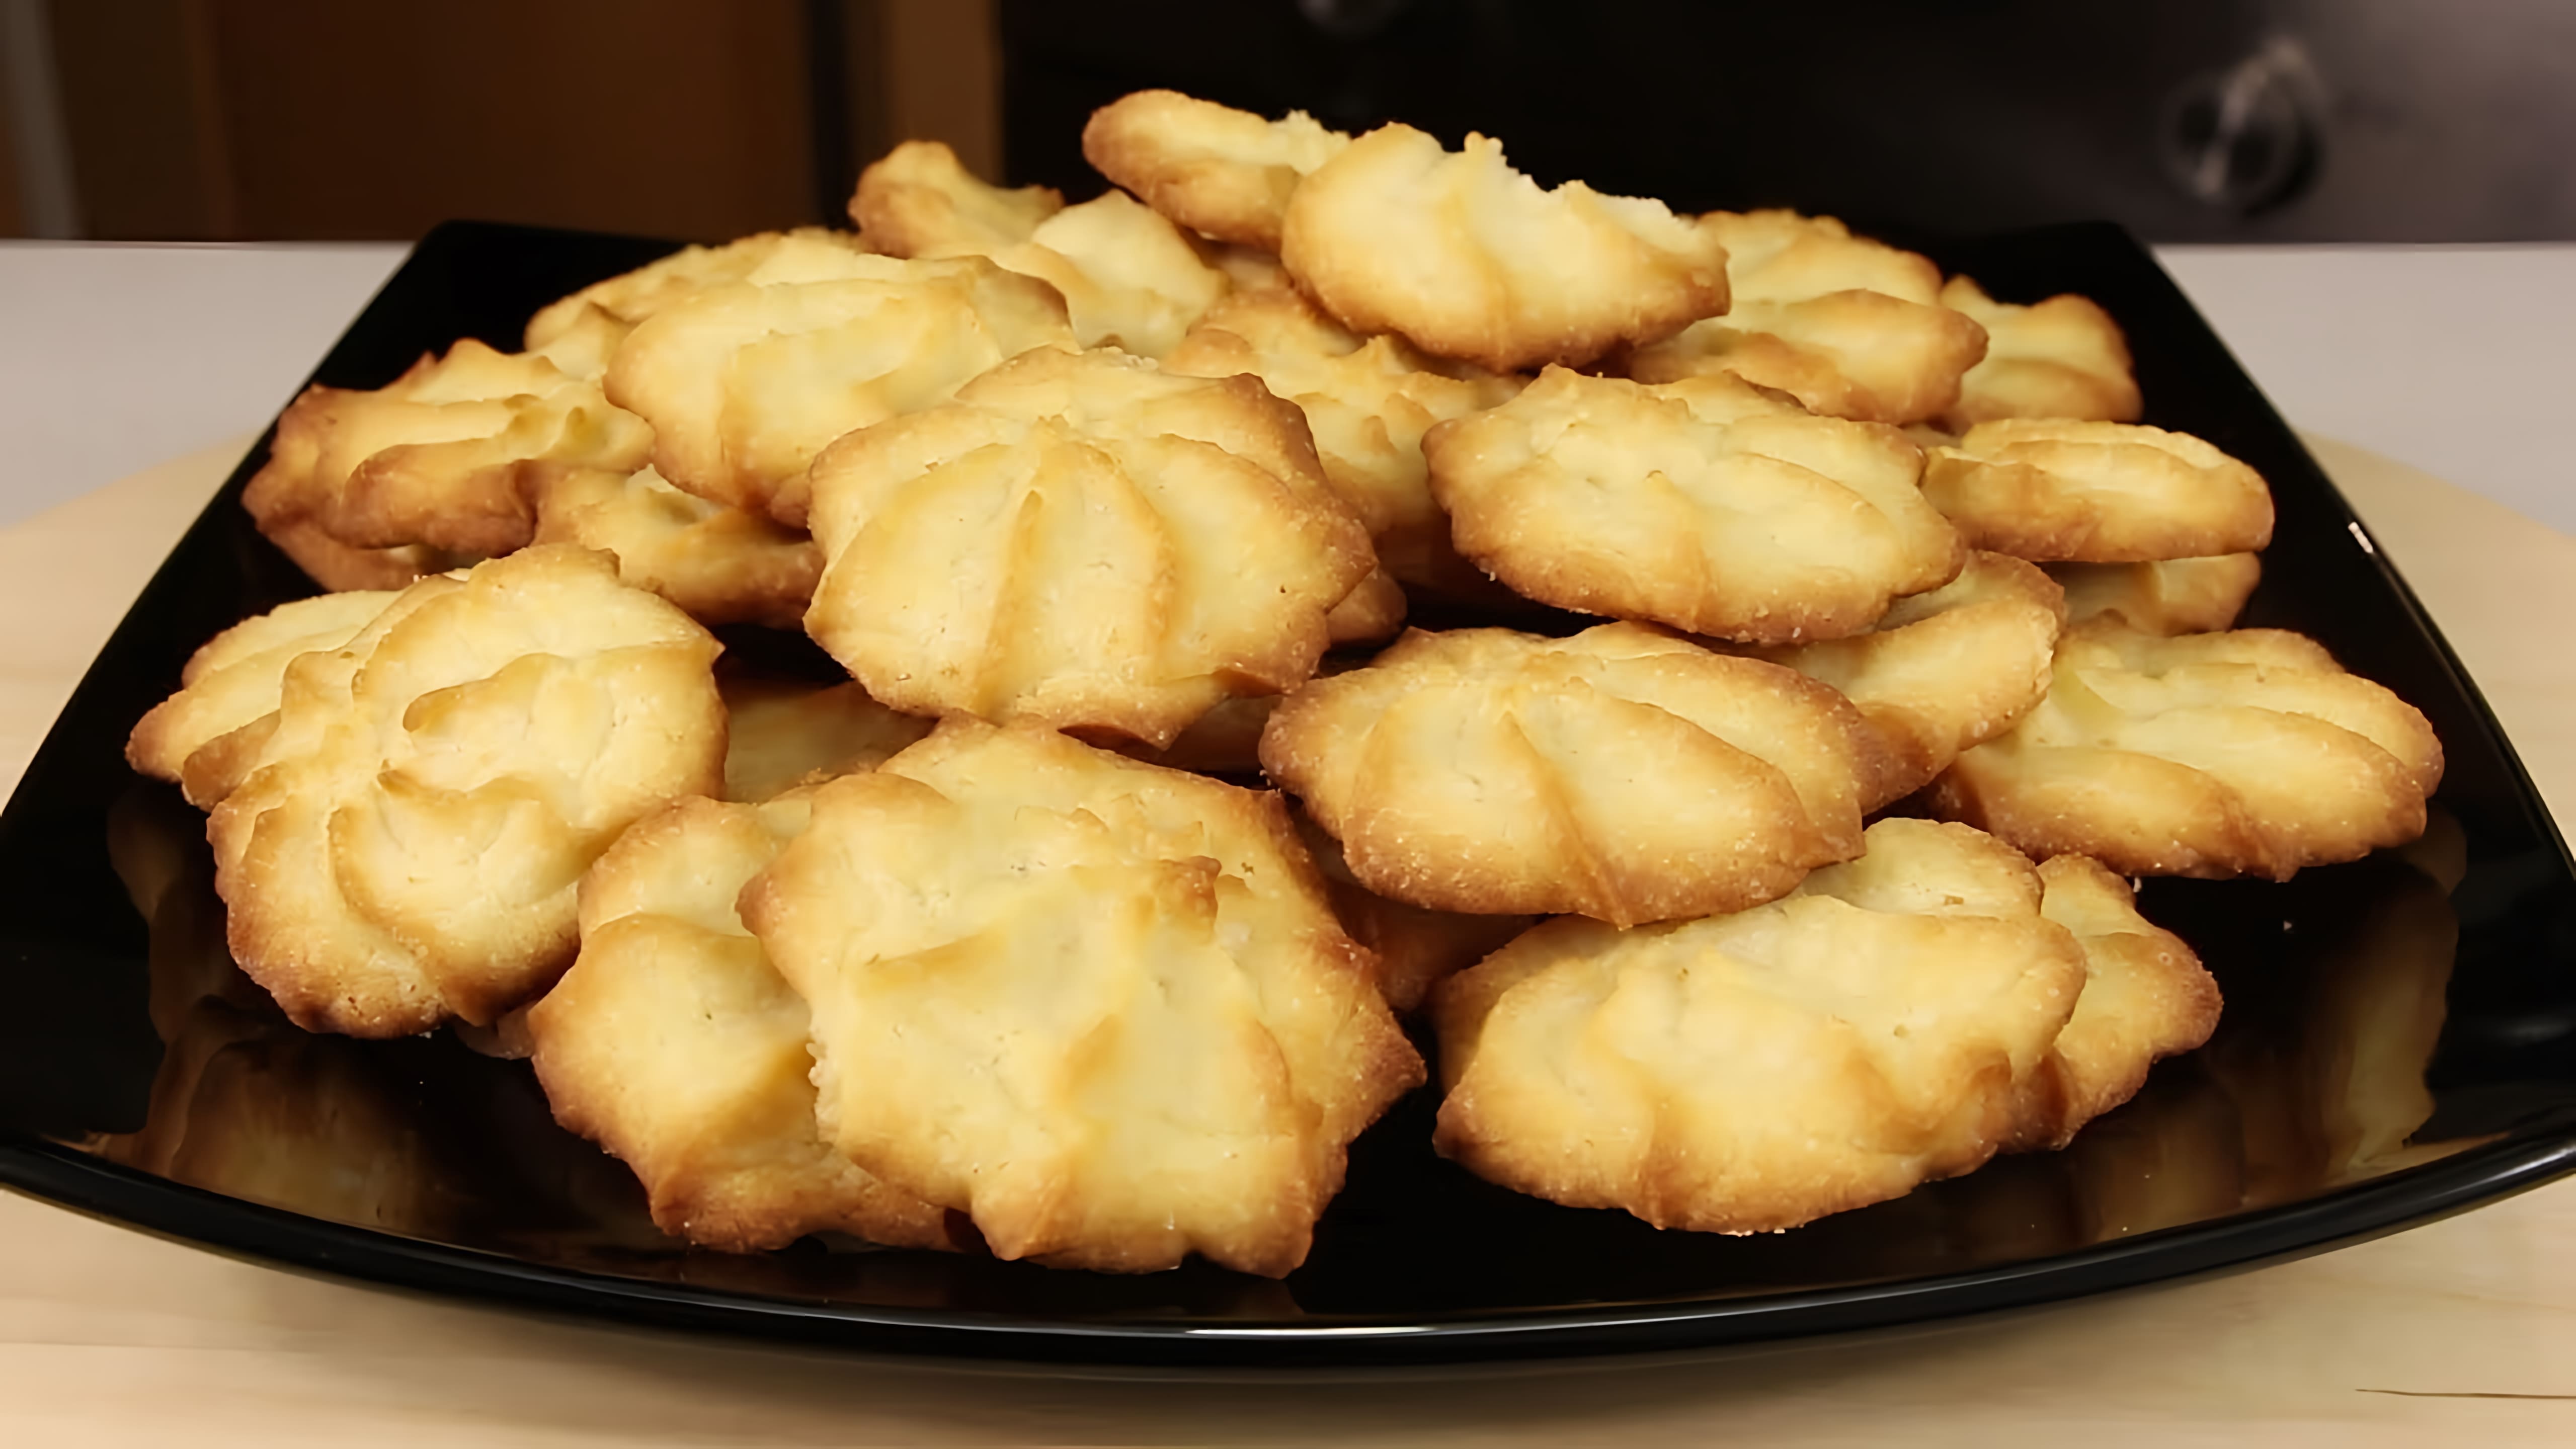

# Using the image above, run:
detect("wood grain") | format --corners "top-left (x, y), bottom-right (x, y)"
top-left (1, 436), bottom-right (2571, 1443)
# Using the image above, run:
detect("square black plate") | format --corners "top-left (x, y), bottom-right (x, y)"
top-left (3, 220), bottom-right (2572, 1369)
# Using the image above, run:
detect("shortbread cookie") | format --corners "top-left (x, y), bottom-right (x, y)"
top-left (245, 340), bottom-right (654, 589)
top-left (2008, 854), bottom-right (2222, 1151)
top-left (527, 793), bottom-right (961, 1252)
top-left (128, 590), bottom-right (399, 809)
top-left (717, 674), bottom-right (932, 803)
top-left (1166, 287), bottom-right (1523, 591)
top-left (207, 546), bottom-right (726, 1035)
top-left (1939, 276), bottom-right (2143, 429)
top-left (2052, 553), bottom-right (2262, 635)
top-left (1431, 818), bottom-right (2087, 1233)
top-left (1425, 367), bottom-right (1963, 642)
top-left (1625, 210), bottom-right (1989, 425)
top-left (1279, 123), bottom-right (1729, 371)
top-left (1929, 619), bottom-right (2444, 878)
top-left (525, 464), bottom-right (822, 629)
top-left (851, 140), bottom-right (1228, 358)
top-left (797, 346), bottom-right (1377, 748)
top-left (1291, 811), bottom-right (1533, 1015)
top-left (1082, 90), bottom-right (1352, 251)
top-left (740, 720), bottom-right (1421, 1276)
top-left (1923, 421), bottom-right (2275, 563)
top-left (523, 227), bottom-right (880, 369)
top-left (1260, 623), bottom-right (1887, 926)
top-left (1742, 552), bottom-right (2065, 807)
top-left (603, 251), bottom-right (1073, 519)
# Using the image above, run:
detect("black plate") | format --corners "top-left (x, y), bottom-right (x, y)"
top-left (3, 220), bottom-right (2573, 1369)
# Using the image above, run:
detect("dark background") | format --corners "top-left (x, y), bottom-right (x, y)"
top-left (3, 0), bottom-right (2570, 244)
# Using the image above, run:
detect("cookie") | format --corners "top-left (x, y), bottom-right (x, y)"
top-left (851, 139), bottom-right (1228, 359)
top-left (1279, 122), bottom-right (1729, 371)
top-left (1425, 366), bottom-right (1963, 642)
top-left (797, 346), bottom-right (1376, 748)
top-left (1165, 286), bottom-right (1523, 590)
top-left (1430, 818), bottom-right (2086, 1233)
top-left (207, 546), bottom-right (726, 1036)
top-left (1082, 90), bottom-right (1351, 252)
top-left (1929, 619), bottom-right (2444, 878)
top-left (1922, 420), bottom-right (2275, 563)
top-left (740, 719), bottom-right (1420, 1275)
top-left (1260, 623), bottom-right (1887, 926)
top-left (526, 793), bottom-right (962, 1252)
top-left (1740, 551), bottom-right (2065, 807)
top-left (1938, 276), bottom-right (2143, 429)
top-left (1625, 209), bottom-right (1988, 425)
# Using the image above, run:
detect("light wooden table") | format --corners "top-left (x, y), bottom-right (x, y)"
top-left (3, 436), bottom-right (2573, 1445)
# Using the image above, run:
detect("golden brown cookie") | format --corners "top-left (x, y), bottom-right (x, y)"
top-left (740, 720), bottom-right (1421, 1276)
top-left (1278, 123), bottom-right (1729, 371)
top-left (2007, 855), bottom-right (2222, 1151)
top-left (207, 546), bottom-right (726, 1036)
top-left (851, 139), bottom-right (1229, 359)
top-left (717, 674), bottom-right (932, 803)
top-left (525, 464), bottom-right (822, 629)
top-left (1929, 619), bottom-right (2445, 879)
top-left (2051, 553), bottom-right (2263, 635)
top-left (1260, 623), bottom-right (1887, 926)
top-left (602, 251), bottom-right (1073, 519)
top-left (1923, 420), bottom-right (2275, 563)
top-left (127, 591), bottom-right (399, 809)
top-left (797, 346), bottom-right (1377, 749)
top-left (1938, 276), bottom-right (2143, 429)
top-left (244, 341), bottom-right (654, 589)
top-left (523, 228), bottom-right (880, 369)
top-left (1425, 367), bottom-right (1964, 642)
top-left (1740, 551), bottom-right (2066, 807)
top-left (526, 793), bottom-right (962, 1252)
top-left (1290, 811), bottom-right (1533, 1015)
top-left (1165, 286), bottom-right (1523, 591)
top-left (1081, 90), bottom-right (1352, 251)
top-left (1430, 818), bottom-right (2087, 1234)
top-left (1624, 209), bottom-right (1989, 425)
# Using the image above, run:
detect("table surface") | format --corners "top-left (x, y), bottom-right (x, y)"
top-left (0, 432), bottom-right (2571, 1443)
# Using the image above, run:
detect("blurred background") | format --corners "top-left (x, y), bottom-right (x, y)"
top-left (3, 0), bottom-right (2571, 245)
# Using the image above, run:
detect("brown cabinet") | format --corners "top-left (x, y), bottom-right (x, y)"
top-left (7, 0), bottom-right (999, 242)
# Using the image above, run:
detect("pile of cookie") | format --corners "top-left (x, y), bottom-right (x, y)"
top-left (124, 90), bottom-right (2442, 1275)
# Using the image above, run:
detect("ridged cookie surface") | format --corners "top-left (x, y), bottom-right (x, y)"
top-left (2008, 855), bottom-right (2222, 1151)
top-left (1740, 551), bottom-right (2065, 807)
top-left (244, 340), bottom-right (652, 590)
top-left (1923, 420), bottom-right (2275, 563)
top-left (798, 347), bottom-right (1377, 748)
top-left (1938, 276), bottom-right (2143, 430)
top-left (1426, 367), bottom-right (1963, 642)
top-left (1625, 209), bottom-right (1988, 425)
top-left (207, 546), bottom-right (726, 1036)
top-left (604, 250), bottom-right (1072, 520)
top-left (526, 793), bottom-right (961, 1253)
top-left (1930, 619), bottom-right (2444, 878)
top-left (1431, 818), bottom-right (2086, 1233)
top-left (852, 140), bottom-right (1228, 359)
top-left (1165, 286), bottom-right (1522, 591)
top-left (1259, 623), bottom-right (1886, 926)
top-left (1083, 91), bottom-right (1351, 252)
top-left (1279, 123), bottom-right (1729, 372)
top-left (128, 591), bottom-right (399, 809)
top-left (525, 464), bottom-right (822, 629)
top-left (2051, 553), bottom-right (2263, 635)
top-left (740, 720), bottom-right (1420, 1276)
